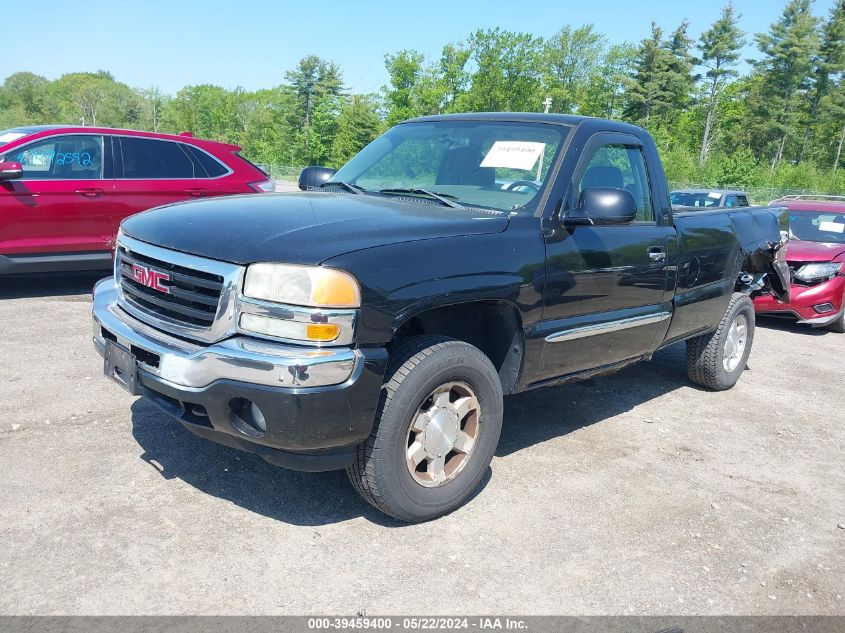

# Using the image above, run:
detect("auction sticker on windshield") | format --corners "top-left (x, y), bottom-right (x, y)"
top-left (819, 221), bottom-right (844, 233)
top-left (481, 141), bottom-right (545, 170)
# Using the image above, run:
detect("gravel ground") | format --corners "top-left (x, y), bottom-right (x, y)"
top-left (0, 272), bottom-right (843, 615)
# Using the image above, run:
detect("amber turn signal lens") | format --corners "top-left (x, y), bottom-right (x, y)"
top-left (306, 323), bottom-right (341, 341)
top-left (311, 270), bottom-right (360, 307)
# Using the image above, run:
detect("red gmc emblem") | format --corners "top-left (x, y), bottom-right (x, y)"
top-left (131, 263), bottom-right (170, 294)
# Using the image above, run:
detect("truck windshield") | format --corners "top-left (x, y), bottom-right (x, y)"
top-left (789, 210), bottom-right (845, 244)
top-left (332, 120), bottom-right (567, 212)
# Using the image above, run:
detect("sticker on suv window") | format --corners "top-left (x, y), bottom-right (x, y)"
top-left (481, 141), bottom-right (545, 170)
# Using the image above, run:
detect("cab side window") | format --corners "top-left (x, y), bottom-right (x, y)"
top-left (2, 135), bottom-right (104, 180)
top-left (575, 143), bottom-right (653, 222)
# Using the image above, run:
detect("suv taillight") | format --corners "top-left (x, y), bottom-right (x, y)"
top-left (249, 180), bottom-right (275, 193)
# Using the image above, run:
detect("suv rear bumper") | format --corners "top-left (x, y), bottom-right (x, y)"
top-left (753, 275), bottom-right (845, 326)
top-left (92, 278), bottom-right (388, 471)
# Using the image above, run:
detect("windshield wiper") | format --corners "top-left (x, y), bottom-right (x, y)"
top-left (378, 188), bottom-right (465, 209)
top-left (319, 181), bottom-right (365, 194)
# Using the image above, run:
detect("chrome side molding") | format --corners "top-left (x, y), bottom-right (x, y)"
top-left (545, 311), bottom-right (672, 343)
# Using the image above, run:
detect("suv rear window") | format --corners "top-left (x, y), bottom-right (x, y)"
top-left (119, 137), bottom-right (196, 179)
top-left (184, 145), bottom-right (229, 177)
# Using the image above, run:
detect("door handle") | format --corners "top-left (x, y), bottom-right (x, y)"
top-left (185, 188), bottom-right (207, 197)
top-left (75, 188), bottom-right (104, 198)
top-left (648, 247), bottom-right (666, 262)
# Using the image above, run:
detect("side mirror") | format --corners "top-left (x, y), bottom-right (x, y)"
top-left (565, 187), bottom-right (637, 226)
top-left (298, 166), bottom-right (337, 191)
top-left (0, 161), bottom-right (23, 181)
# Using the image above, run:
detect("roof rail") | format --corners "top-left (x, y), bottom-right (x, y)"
top-left (776, 194), bottom-right (845, 202)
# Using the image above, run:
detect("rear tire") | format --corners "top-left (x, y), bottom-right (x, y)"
top-left (347, 336), bottom-right (503, 522)
top-left (686, 292), bottom-right (755, 391)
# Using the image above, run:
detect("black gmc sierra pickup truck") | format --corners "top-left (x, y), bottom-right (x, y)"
top-left (93, 113), bottom-right (790, 522)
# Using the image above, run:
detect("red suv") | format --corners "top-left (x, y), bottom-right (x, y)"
top-left (754, 196), bottom-right (845, 332)
top-left (0, 125), bottom-right (273, 274)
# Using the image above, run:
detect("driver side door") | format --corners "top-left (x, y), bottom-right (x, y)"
top-left (0, 134), bottom-right (114, 256)
top-left (536, 133), bottom-right (674, 380)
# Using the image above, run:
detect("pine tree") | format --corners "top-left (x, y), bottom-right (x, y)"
top-left (752, 0), bottom-right (820, 170)
top-left (697, 3), bottom-right (745, 165)
top-left (799, 0), bottom-right (845, 161)
top-left (623, 24), bottom-right (670, 123)
top-left (331, 95), bottom-right (382, 166)
top-left (285, 56), bottom-right (344, 163)
top-left (821, 81), bottom-right (845, 170)
top-left (623, 21), bottom-right (696, 130)
top-left (665, 20), bottom-right (698, 112)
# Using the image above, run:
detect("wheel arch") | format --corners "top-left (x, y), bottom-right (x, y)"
top-left (391, 300), bottom-right (525, 395)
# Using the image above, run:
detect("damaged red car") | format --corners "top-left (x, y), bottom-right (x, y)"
top-left (754, 196), bottom-right (845, 332)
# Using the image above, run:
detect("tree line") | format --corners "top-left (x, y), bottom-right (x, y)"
top-left (1, 0), bottom-right (844, 193)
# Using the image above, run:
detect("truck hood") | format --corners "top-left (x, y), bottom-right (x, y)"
top-left (121, 192), bottom-right (510, 265)
top-left (786, 239), bottom-right (845, 262)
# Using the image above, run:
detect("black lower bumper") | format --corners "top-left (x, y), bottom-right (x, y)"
top-left (137, 347), bottom-right (388, 472)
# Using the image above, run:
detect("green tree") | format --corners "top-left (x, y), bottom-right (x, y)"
top-left (383, 50), bottom-right (426, 125)
top-left (381, 45), bottom-right (471, 123)
top-left (437, 44), bottom-right (471, 112)
top-left (751, 0), bottom-right (820, 170)
top-left (458, 28), bottom-right (544, 112)
top-left (285, 55), bottom-right (344, 163)
top-left (542, 25), bottom-right (606, 113)
top-left (821, 81), bottom-right (845, 170)
top-left (697, 3), bottom-right (745, 164)
top-left (580, 43), bottom-right (636, 118)
top-left (138, 86), bottom-right (168, 132)
top-left (162, 84), bottom-right (242, 142)
top-left (665, 20), bottom-right (698, 114)
top-left (799, 0), bottom-right (845, 161)
top-left (0, 72), bottom-right (48, 121)
top-left (332, 94), bottom-right (382, 166)
top-left (622, 23), bottom-right (675, 125)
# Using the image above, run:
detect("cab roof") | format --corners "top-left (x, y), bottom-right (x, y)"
top-left (404, 112), bottom-right (647, 136)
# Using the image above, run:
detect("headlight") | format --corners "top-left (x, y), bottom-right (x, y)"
top-left (793, 262), bottom-right (842, 283)
top-left (239, 263), bottom-right (359, 345)
top-left (243, 263), bottom-right (360, 308)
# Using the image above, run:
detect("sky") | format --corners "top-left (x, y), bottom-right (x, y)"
top-left (6, 0), bottom-right (839, 97)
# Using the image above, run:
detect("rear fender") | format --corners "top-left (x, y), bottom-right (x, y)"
top-left (731, 207), bottom-right (790, 303)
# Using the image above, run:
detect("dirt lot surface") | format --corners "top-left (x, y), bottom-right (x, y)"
top-left (0, 273), bottom-right (843, 615)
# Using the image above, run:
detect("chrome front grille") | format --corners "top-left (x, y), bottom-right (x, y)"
top-left (115, 234), bottom-right (244, 343)
top-left (118, 247), bottom-right (223, 327)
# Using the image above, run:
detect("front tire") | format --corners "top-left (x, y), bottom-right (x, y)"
top-left (827, 292), bottom-right (845, 333)
top-left (347, 336), bottom-right (503, 522)
top-left (686, 292), bottom-right (755, 391)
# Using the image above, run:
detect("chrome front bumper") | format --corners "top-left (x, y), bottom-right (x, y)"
top-left (92, 278), bottom-right (360, 390)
